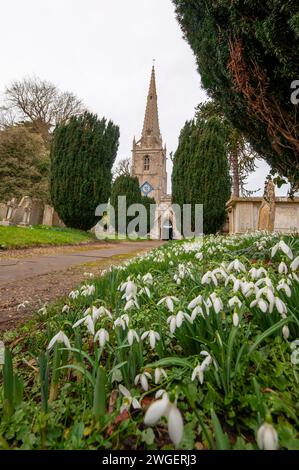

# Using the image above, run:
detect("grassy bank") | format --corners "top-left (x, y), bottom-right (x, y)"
top-left (0, 232), bottom-right (299, 450)
top-left (0, 225), bottom-right (95, 249)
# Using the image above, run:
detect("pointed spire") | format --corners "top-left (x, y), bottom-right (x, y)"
top-left (141, 65), bottom-right (161, 144)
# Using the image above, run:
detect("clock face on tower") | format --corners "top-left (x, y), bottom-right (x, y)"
top-left (140, 181), bottom-right (154, 196)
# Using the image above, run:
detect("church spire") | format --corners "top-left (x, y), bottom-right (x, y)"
top-left (141, 65), bottom-right (161, 144)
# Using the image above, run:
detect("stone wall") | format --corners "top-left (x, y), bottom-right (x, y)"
top-left (227, 197), bottom-right (299, 234)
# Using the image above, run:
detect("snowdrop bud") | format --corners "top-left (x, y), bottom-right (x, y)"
top-left (233, 312), bottom-right (240, 327)
top-left (282, 326), bottom-right (290, 340)
top-left (278, 262), bottom-right (288, 275)
top-left (257, 423), bottom-right (279, 450)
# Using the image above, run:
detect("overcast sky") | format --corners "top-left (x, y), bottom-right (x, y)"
top-left (0, 0), bottom-right (288, 195)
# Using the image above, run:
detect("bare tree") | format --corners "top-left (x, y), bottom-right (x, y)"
top-left (2, 77), bottom-right (86, 141)
top-left (113, 157), bottom-right (132, 180)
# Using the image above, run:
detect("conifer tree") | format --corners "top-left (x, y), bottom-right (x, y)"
top-left (172, 116), bottom-right (231, 234)
top-left (110, 175), bottom-right (142, 234)
top-left (50, 112), bottom-right (119, 230)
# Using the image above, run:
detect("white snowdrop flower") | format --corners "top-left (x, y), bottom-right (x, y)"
top-left (228, 296), bottom-right (242, 309)
top-left (278, 262), bottom-right (288, 275)
top-left (94, 328), bottom-right (109, 347)
top-left (195, 252), bottom-right (203, 261)
top-left (47, 331), bottom-right (71, 351)
top-left (257, 423), bottom-right (279, 450)
top-left (227, 259), bottom-right (246, 273)
top-left (249, 268), bottom-right (258, 280)
top-left (124, 298), bottom-right (139, 311)
top-left (201, 271), bottom-right (213, 285)
top-left (83, 272), bottom-right (94, 278)
top-left (250, 298), bottom-right (268, 313)
top-left (241, 281), bottom-right (256, 297)
top-left (17, 301), bottom-right (30, 310)
top-left (169, 260), bottom-right (174, 266)
top-left (256, 267), bottom-right (268, 279)
top-left (191, 364), bottom-right (204, 384)
top-left (62, 305), bottom-right (70, 314)
top-left (167, 315), bottom-right (177, 334)
top-left (81, 284), bottom-right (96, 297)
top-left (144, 392), bottom-right (184, 448)
top-left (257, 286), bottom-right (275, 305)
top-left (154, 368), bottom-right (167, 385)
top-left (119, 385), bottom-right (141, 413)
top-left (188, 295), bottom-right (203, 310)
top-left (157, 296), bottom-right (179, 313)
top-left (113, 314), bottom-right (130, 330)
top-left (73, 315), bottom-right (95, 335)
top-left (142, 273), bottom-right (153, 285)
top-left (290, 272), bottom-right (299, 283)
top-left (282, 326), bottom-right (290, 340)
top-left (277, 281), bottom-right (292, 298)
top-left (38, 306), bottom-right (47, 315)
top-left (210, 293), bottom-right (223, 314)
top-left (141, 330), bottom-right (160, 349)
top-left (120, 280), bottom-right (138, 301)
top-left (271, 240), bottom-right (293, 260)
top-left (191, 305), bottom-right (204, 322)
top-left (134, 372), bottom-right (152, 391)
top-left (127, 329), bottom-right (140, 346)
top-left (155, 389), bottom-right (166, 399)
top-left (275, 297), bottom-right (287, 315)
top-left (290, 256), bottom-right (299, 271)
top-left (233, 312), bottom-right (240, 327)
top-left (69, 290), bottom-right (79, 299)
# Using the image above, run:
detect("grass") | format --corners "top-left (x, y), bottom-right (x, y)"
top-left (0, 225), bottom-right (96, 250)
top-left (1, 232), bottom-right (299, 450)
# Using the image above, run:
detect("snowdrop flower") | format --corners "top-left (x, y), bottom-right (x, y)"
top-left (282, 326), bottom-right (290, 340)
top-left (250, 298), bottom-right (268, 313)
top-left (290, 256), bottom-right (299, 271)
top-left (227, 259), bottom-right (246, 273)
top-left (62, 305), bottom-right (70, 314)
top-left (278, 262), bottom-right (288, 275)
top-left (69, 290), bottom-right (79, 299)
top-left (188, 295), bottom-right (203, 310)
top-left (210, 293), bottom-right (223, 314)
top-left (271, 240), bottom-right (293, 260)
top-left (47, 331), bottom-right (71, 351)
top-left (17, 301), bottom-right (29, 310)
top-left (134, 372), bottom-right (152, 391)
top-left (73, 315), bottom-right (95, 335)
top-left (142, 273), bottom-right (153, 285)
top-left (233, 312), bottom-right (240, 327)
top-left (94, 328), bottom-right (109, 347)
top-left (141, 330), bottom-right (160, 349)
top-left (274, 297), bottom-right (287, 315)
top-left (119, 385), bottom-right (141, 413)
top-left (83, 272), bottom-right (94, 278)
top-left (257, 423), bottom-right (279, 450)
top-left (144, 392), bottom-right (184, 447)
top-left (157, 296), bottom-right (179, 312)
top-left (228, 296), bottom-right (242, 309)
top-left (120, 280), bottom-right (137, 301)
top-left (113, 314), bottom-right (129, 330)
top-left (38, 306), bottom-right (47, 315)
top-left (124, 298), bottom-right (140, 311)
top-left (154, 368), bottom-right (167, 385)
top-left (127, 329), bottom-right (140, 346)
top-left (290, 340), bottom-right (299, 365)
top-left (191, 351), bottom-right (213, 384)
top-left (81, 284), bottom-right (96, 297)
top-left (139, 286), bottom-right (151, 298)
top-left (257, 286), bottom-right (275, 305)
top-left (195, 252), bottom-right (203, 261)
top-left (202, 271), bottom-right (218, 286)
top-left (277, 280), bottom-right (292, 298)
top-left (190, 305), bottom-right (204, 322)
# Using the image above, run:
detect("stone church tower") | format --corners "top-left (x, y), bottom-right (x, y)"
top-left (132, 66), bottom-right (167, 203)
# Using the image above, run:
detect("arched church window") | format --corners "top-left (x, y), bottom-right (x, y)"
top-left (144, 155), bottom-right (150, 171)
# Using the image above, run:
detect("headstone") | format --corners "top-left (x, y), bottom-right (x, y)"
top-left (2, 198), bottom-right (18, 225)
top-left (0, 203), bottom-right (7, 221)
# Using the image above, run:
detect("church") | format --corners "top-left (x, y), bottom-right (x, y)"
top-left (131, 66), bottom-right (180, 240)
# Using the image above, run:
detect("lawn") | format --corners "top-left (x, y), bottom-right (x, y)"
top-left (0, 225), bottom-right (95, 249)
top-left (0, 232), bottom-right (299, 450)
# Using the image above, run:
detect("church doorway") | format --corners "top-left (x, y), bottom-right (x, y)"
top-left (161, 219), bottom-right (173, 240)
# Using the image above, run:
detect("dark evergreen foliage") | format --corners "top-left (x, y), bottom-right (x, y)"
top-left (173, 0), bottom-right (299, 190)
top-left (50, 112), bottom-right (119, 230)
top-left (172, 116), bottom-right (231, 234)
